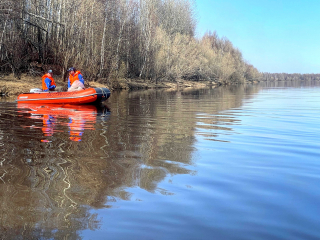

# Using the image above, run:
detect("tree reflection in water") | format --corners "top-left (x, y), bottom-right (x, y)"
top-left (0, 84), bottom-right (264, 238)
top-left (0, 103), bottom-right (111, 238)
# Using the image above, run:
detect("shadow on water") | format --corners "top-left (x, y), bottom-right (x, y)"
top-left (0, 81), bottom-right (309, 238)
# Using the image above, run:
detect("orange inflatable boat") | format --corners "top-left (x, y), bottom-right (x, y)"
top-left (17, 87), bottom-right (111, 104)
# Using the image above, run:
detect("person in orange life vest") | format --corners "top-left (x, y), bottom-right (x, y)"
top-left (67, 67), bottom-right (85, 91)
top-left (42, 70), bottom-right (56, 91)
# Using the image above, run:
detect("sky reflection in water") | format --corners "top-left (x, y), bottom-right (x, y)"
top-left (0, 81), bottom-right (320, 239)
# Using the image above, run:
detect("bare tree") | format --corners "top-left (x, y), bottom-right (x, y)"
top-left (0, 0), bottom-right (261, 85)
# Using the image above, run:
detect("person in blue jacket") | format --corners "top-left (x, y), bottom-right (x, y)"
top-left (42, 70), bottom-right (56, 91)
top-left (67, 67), bottom-right (85, 89)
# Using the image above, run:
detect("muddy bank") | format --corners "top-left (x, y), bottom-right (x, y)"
top-left (0, 74), bottom-right (215, 96)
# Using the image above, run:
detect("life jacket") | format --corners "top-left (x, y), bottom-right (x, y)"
top-left (69, 71), bottom-right (82, 86)
top-left (42, 73), bottom-right (56, 91)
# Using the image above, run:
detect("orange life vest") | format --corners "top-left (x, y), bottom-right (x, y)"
top-left (42, 73), bottom-right (56, 91)
top-left (69, 71), bottom-right (82, 86)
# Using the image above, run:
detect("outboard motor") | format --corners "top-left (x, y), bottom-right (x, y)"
top-left (95, 88), bottom-right (111, 102)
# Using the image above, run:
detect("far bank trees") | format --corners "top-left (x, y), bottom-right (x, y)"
top-left (262, 73), bottom-right (320, 82)
top-left (0, 0), bottom-right (260, 85)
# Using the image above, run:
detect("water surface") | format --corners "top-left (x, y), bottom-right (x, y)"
top-left (0, 81), bottom-right (320, 239)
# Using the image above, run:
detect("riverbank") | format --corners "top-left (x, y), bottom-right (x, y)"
top-left (0, 74), bottom-right (214, 96)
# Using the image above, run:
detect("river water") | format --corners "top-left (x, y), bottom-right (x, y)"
top-left (0, 81), bottom-right (320, 239)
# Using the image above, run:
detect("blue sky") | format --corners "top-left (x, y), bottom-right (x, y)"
top-left (194, 0), bottom-right (320, 74)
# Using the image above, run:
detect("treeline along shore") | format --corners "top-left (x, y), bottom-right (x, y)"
top-left (1, 0), bottom-right (318, 95)
top-left (262, 73), bottom-right (320, 82)
top-left (0, 0), bottom-right (262, 92)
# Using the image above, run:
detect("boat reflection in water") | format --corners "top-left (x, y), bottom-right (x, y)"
top-left (17, 103), bottom-right (110, 142)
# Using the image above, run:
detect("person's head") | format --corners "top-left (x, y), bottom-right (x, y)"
top-left (47, 69), bottom-right (53, 76)
top-left (68, 67), bottom-right (76, 75)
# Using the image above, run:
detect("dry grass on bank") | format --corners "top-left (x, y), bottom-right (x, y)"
top-left (0, 74), bottom-right (41, 96)
top-left (0, 74), bottom-right (213, 96)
